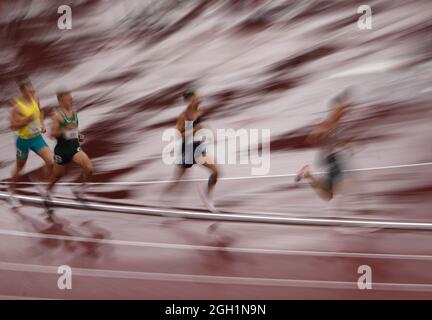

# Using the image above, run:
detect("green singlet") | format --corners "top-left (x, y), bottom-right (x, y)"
top-left (53, 107), bottom-right (81, 165)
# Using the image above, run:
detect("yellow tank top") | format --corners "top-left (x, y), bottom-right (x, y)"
top-left (15, 97), bottom-right (42, 139)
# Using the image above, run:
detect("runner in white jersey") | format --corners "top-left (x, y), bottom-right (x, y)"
top-left (295, 89), bottom-right (352, 201)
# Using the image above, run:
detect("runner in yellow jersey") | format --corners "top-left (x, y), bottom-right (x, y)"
top-left (8, 77), bottom-right (53, 208)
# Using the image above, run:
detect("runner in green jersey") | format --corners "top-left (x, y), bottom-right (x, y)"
top-left (45, 91), bottom-right (93, 210)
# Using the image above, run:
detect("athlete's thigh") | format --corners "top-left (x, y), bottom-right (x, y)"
top-left (72, 150), bottom-right (92, 169)
top-left (16, 138), bottom-right (29, 162)
top-left (36, 146), bottom-right (53, 164)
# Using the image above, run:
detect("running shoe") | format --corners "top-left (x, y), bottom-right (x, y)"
top-left (8, 193), bottom-right (21, 209)
top-left (71, 184), bottom-right (87, 203)
top-left (295, 164), bottom-right (310, 182)
top-left (28, 175), bottom-right (53, 214)
top-left (198, 185), bottom-right (218, 213)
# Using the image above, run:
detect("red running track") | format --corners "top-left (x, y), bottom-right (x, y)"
top-left (1, 200), bottom-right (432, 299)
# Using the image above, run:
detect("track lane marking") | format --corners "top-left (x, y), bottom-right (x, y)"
top-left (1, 161), bottom-right (431, 186)
top-left (1, 228), bottom-right (432, 260)
top-left (1, 261), bottom-right (432, 292)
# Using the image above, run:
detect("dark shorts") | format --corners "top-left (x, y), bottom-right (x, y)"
top-left (54, 144), bottom-right (81, 165)
top-left (322, 152), bottom-right (343, 192)
top-left (178, 140), bottom-right (206, 168)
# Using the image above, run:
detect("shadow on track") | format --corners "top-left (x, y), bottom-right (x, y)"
top-left (11, 206), bottom-right (113, 261)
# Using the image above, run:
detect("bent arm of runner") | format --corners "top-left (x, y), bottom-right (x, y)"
top-left (306, 121), bottom-right (330, 146)
top-left (189, 95), bottom-right (201, 110)
top-left (176, 113), bottom-right (186, 138)
top-left (306, 102), bottom-right (348, 146)
top-left (192, 124), bottom-right (203, 134)
top-left (37, 99), bottom-right (47, 134)
top-left (177, 115), bottom-right (204, 138)
top-left (50, 111), bottom-right (64, 138)
top-left (327, 104), bottom-right (347, 127)
top-left (10, 104), bottom-right (34, 130)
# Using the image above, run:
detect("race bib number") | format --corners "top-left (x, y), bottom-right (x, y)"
top-left (64, 128), bottom-right (78, 140)
top-left (29, 124), bottom-right (40, 134)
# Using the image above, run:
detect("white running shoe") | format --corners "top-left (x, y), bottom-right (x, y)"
top-left (71, 184), bottom-right (86, 202)
top-left (8, 194), bottom-right (21, 209)
top-left (295, 164), bottom-right (310, 182)
top-left (198, 185), bottom-right (218, 213)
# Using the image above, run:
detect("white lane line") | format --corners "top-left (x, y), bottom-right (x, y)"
top-left (1, 161), bottom-right (431, 186)
top-left (1, 261), bottom-right (431, 292)
top-left (1, 228), bottom-right (432, 261)
top-left (1, 192), bottom-right (432, 229)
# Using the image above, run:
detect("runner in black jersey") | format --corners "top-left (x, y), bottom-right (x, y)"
top-left (45, 91), bottom-right (93, 209)
top-left (165, 89), bottom-right (219, 212)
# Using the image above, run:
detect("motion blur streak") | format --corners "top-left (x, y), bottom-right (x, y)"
top-left (0, 0), bottom-right (432, 299)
